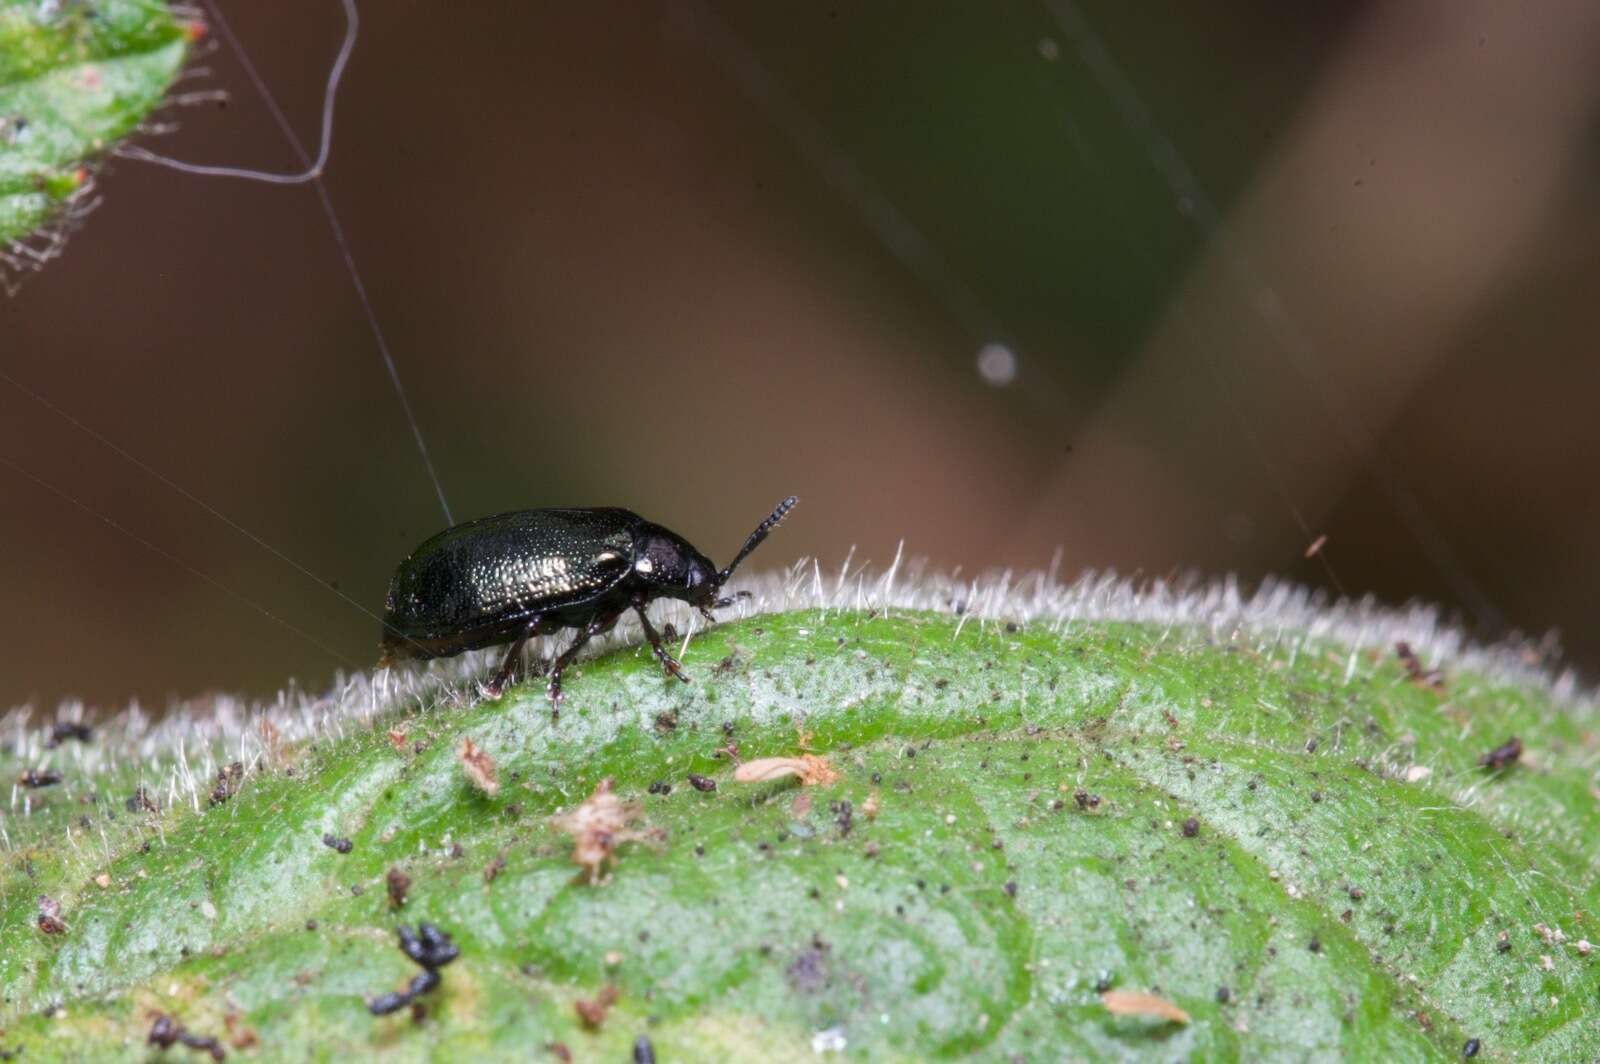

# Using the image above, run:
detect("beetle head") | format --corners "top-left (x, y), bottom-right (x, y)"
top-left (632, 497), bottom-right (797, 613)
top-left (632, 527), bottom-right (720, 606)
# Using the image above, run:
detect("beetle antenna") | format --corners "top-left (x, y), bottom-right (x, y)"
top-left (719, 496), bottom-right (799, 585)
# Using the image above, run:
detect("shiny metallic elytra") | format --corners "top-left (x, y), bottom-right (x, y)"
top-left (378, 497), bottom-right (797, 714)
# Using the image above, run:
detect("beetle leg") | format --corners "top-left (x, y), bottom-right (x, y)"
top-left (482, 616), bottom-right (542, 700)
top-left (547, 611), bottom-right (619, 716)
top-left (634, 602), bottom-right (690, 684)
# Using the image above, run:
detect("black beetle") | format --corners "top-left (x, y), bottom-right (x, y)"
top-left (379, 497), bottom-right (796, 709)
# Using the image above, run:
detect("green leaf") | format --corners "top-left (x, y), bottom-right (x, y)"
top-left (1, 606), bottom-right (1595, 1060)
top-left (0, 0), bottom-right (189, 284)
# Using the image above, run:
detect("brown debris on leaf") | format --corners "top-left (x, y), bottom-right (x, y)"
top-left (387, 729), bottom-right (408, 754)
top-left (733, 754), bottom-right (840, 787)
top-left (458, 738), bottom-right (499, 796)
top-left (36, 895), bottom-right (66, 935)
top-left (1101, 989), bottom-right (1190, 1025)
top-left (574, 984), bottom-right (619, 1028)
top-left (1480, 736), bottom-right (1523, 771)
top-left (550, 779), bottom-right (662, 884)
top-left (223, 1012), bottom-right (258, 1051)
top-left (1395, 642), bottom-right (1445, 691)
top-left (386, 866), bottom-right (411, 908)
top-left (208, 762), bottom-right (244, 806)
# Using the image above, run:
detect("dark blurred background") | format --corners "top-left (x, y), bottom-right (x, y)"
top-left (4, 0), bottom-right (1599, 712)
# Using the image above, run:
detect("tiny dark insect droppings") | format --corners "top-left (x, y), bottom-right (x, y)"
top-left (687, 773), bottom-right (716, 792)
top-left (547, 1043), bottom-right (572, 1063)
top-left (653, 710), bottom-right (677, 732)
top-left (1462, 1038), bottom-right (1481, 1058)
top-left (378, 498), bottom-right (797, 711)
top-left (1307, 935), bottom-right (1321, 953)
top-left (1181, 818), bottom-right (1200, 838)
top-left (386, 867), bottom-right (411, 908)
top-left (1003, 881), bottom-right (1017, 897)
top-left (633, 1035), bottom-right (657, 1064)
top-left (1215, 986), bottom-right (1231, 1003)
top-left (305, 919), bottom-right (318, 931)
top-left (1479, 737), bottom-right (1522, 771)
top-left (148, 1014), bottom-right (225, 1060)
top-left (484, 851), bottom-right (507, 883)
top-left (366, 923), bottom-right (458, 1016)
top-left (1074, 791), bottom-right (1101, 810)
top-left (660, 623), bottom-right (678, 642)
top-left (19, 769), bottom-right (62, 788)
top-left (322, 834), bottom-right (353, 854)
top-left (44, 721), bottom-right (92, 748)
top-left (1094, 976), bottom-right (1112, 994)
top-left (127, 787), bottom-right (159, 813)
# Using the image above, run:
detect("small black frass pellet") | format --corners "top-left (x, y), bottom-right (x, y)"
top-left (1462, 1038), bottom-right (1481, 1058)
top-left (18, 769), bottom-right (62, 788)
top-left (44, 721), bottom-right (92, 748)
top-left (633, 1035), bottom-right (657, 1064)
top-left (368, 968), bottom-right (441, 1016)
top-left (377, 498), bottom-right (797, 712)
top-left (322, 834), bottom-right (353, 854)
top-left (687, 773), bottom-right (716, 793)
top-left (366, 923), bottom-right (459, 1016)
top-left (148, 1014), bottom-right (225, 1060)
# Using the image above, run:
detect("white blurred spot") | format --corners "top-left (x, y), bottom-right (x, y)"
top-left (812, 1025), bottom-right (848, 1054)
top-left (976, 343), bottom-right (1017, 387)
top-left (1038, 37), bottom-right (1060, 61)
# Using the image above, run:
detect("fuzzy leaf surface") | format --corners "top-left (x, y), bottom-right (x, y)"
top-left (1, 610), bottom-right (1596, 1061)
top-left (0, 0), bottom-right (187, 259)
